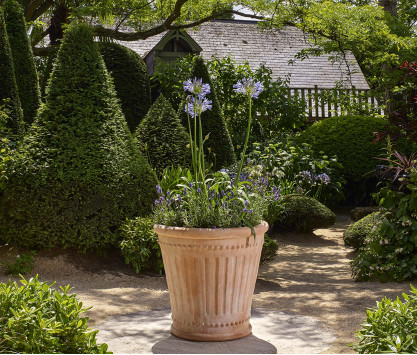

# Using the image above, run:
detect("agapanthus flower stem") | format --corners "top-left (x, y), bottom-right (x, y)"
top-left (236, 95), bottom-right (252, 183)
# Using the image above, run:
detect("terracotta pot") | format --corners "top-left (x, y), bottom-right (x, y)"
top-left (154, 221), bottom-right (268, 341)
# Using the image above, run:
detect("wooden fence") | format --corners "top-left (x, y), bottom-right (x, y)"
top-left (289, 86), bottom-right (385, 120)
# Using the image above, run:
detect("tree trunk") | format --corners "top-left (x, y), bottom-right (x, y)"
top-left (48, 3), bottom-right (70, 45)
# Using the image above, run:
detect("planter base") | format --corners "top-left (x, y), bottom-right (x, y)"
top-left (171, 324), bottom-right (252, 342)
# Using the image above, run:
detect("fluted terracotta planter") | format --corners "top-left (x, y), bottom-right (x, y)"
top-left (154, 221), bottom-right (268, 341)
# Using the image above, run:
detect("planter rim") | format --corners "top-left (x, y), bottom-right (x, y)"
top-left (154, 221), bottom-right (268, 240)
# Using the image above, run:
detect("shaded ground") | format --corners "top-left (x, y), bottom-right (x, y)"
top-left (0, 209), bottom-right (415, 353)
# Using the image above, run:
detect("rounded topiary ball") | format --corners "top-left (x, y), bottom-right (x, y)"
top-left (277, 194), bottom-right (336, 233)
top-left (343, 212), bottom-right (383, 250)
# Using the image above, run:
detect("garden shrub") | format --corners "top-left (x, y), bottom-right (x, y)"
top-left (343, 212), bottom-right (383, 250)
top-left (261, 234), bottom-right (279, 263)
top-left (297, 115), bottom-right (389, 203)
top-left (0, 7), bottom-right (23, 138)
top-left (3, 0), bottom-right (41, 126)
top-left (351, 169), bottom-right (417, 282)
top-left (135, 94), bottom-right (189, 175)
top-left (39, 46), bottom-right (59, 99)
top-left (0, 24), bottom-right (157, 252)
top-left (4, 251), bottom-right (36, 276)
top-left (350, 206), bottom-right (380, 221)
top-left (178, 56), bottom-right (235, 170)
top-left (276, 194), bottom-right (336, 233)
top-left (119, 216), bottom-right (164, 274)
top-left (0, 276), bottom-right (110, 354)
top-left (245, 138), bottom-right (345, 206)
top-left (353, 286), bottom-right (417, 354)
top-left (99, 42), bottom-right (151, 132)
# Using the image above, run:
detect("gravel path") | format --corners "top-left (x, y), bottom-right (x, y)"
top-left (0, 210), bottom-right (415, 353)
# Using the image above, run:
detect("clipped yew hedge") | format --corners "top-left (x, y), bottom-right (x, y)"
top-left (41, 42), bottom-right (151, 132)
top-left (0, 24), bottom-right (157, 252)
top-left (3, 0), bottom-right (40, 126)
top-left (99, 42), bottom-right (151, 132)
top-left (0, 7), bottom-right (23, 137)
top-left (178, 56), bottom-right (235, 170)
top-left (135, 94), bottom-right (189, 174)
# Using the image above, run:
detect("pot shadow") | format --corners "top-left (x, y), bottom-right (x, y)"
top-left (152, 333), bottom-right (277, 354)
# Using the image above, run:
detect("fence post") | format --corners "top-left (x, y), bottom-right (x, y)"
top-left (314, 85), bottom-right (319, 119)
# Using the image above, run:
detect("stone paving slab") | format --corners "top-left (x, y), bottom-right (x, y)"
top-left (96, 308), bottom-right (336, 354)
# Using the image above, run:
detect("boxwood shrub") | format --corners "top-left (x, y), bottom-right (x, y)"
top-left (343, 212), bottom-right (383, 250)
top-left (276, 194), bottom-right (336, 233)
top-left (0, 7), bottom-right (23, 137)
top-left (0, 24), bottom-right (157, 251)
top-left (0, 276), bottom-right (110, 354)
top-left (135, 94), bottom-right (189, 175)
top-left (178, 56), bottom-right (235, 170)
top-left (3, 0), bottom-right (41, 126)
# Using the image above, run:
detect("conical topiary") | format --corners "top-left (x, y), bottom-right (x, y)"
top-left (99, 42), bottom-right (151, 132)
top-left (0, 23), bottom-right (157, 251)
top-left (178, 56), bottom-right (235, 170)
top-left (0, 7), bottom-right (23, 137)
top-left (40, 42), bottom-right (151, 132)
top-left (4, 0), bottom-right (41, 126)
top-left (135, 94), bottom-right (189, 174)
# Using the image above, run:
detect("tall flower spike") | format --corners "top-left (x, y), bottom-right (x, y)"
top-left (183, 77), bottom-right (211, 97)
top-left (233, 77), bottom-right (264, 99)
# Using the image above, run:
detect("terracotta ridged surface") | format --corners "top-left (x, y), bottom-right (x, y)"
top-left (154, 222), bottom-right (268, 341)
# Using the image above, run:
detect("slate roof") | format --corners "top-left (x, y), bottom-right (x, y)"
top-left (119, 20), bottom-right (370, 90)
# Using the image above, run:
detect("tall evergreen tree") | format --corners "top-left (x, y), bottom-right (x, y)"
top-left (4, 0), bottom-right (41, 126)
top-left (0, 23), bottom-right (157, 251)
top-left (179, 56), bottom-right (235, 170)
top-left (0, 7), bottom-right (23, 137)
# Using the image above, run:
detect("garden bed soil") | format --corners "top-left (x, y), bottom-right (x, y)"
top-left (0, 209), bottom-right (415, 353)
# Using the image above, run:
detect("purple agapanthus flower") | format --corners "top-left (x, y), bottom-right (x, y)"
top-left (299, 170), bottom-right (313, 183)
top-left (185, 96), bottom-right (212, 117)
top-left (316, 173), bottom-right (331, 185)
top-left (183, 77), bottom-right (211, 97)
top-left (156, 184), bottom-right (162, 194)
top-left (233, 77), bottom-right (264, 99)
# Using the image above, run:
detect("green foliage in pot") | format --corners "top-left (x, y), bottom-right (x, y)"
top-left (135, 94), bottom-right (189, 175)
top-left (353, 286), bottom-right (417, 354)
top-left (0, 23), bottom-right (157, 252)
top-left (0, 8), bottom-right (23, 138)
top-left (277, 194), bottom-right (336, 233)
top-left (119, 216), bottom-right (164, 274)
top-left (178, 56), bottom-right (235, 170)
top-left (3, 0), bottom-right (41, 126)
top-left (343, 212), bottom-right (383, 250)
top-left (0, 276), bottom-right (110, 354)
top-left (98, 42), bottom-right (151, 132)
top-left (296, 115), bottom-right (389, 203)
top-left (261, 234), bottom-right (279, 263)
top-left (351, 169), bottom-right (417, 282)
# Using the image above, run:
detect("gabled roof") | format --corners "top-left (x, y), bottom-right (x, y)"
top-left (118, 20), bottom-right (370, 90)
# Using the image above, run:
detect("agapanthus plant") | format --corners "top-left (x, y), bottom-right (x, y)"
top-left (153, 76), bottom-right (276, 232)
